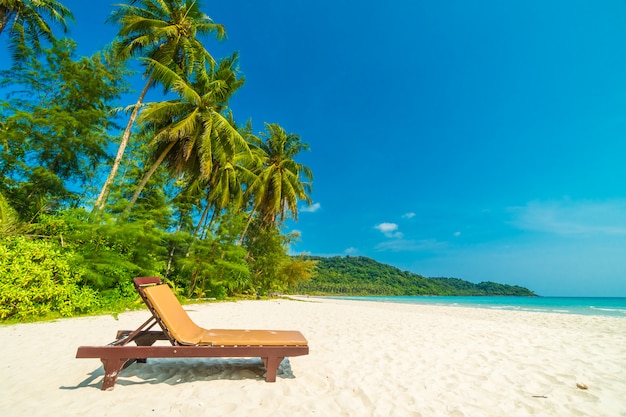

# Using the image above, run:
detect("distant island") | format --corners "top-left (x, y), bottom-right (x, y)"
top-left (294, 256), bottom-right (536, 296)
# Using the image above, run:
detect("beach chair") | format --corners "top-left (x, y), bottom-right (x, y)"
top-left (76, 277), bottom-right (309, 390)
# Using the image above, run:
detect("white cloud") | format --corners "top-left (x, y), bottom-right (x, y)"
top-left (402, 212), bottom-right (416, 219)
top-left (344, 247), bottom-right (358, 255)
top-left (510, 199), bottom-right (626, 236)
top-left (301, 202), bottom-right (321, 213)
top-left (454, 231), bottom-right (461, 237)
top-left (375, 222), bottom-right (398, 233)
top-left (375, 222), bottom-right (403, 238)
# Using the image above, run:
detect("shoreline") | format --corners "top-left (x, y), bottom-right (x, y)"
top-left (315, 295), bottom-right (626, 318)
top-left (1, 297), bottom-right (625, 416)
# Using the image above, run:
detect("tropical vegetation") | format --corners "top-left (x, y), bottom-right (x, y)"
top-left (0, 0), bottom-right (316, 321)
top-left (296, 256), bottom-right (536, 296)
top-left (0, 0), bottom-right (73, 59)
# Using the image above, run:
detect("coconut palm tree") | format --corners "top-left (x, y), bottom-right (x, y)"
top-left (239, 123), bottom-right (313, 242)
top-left (194, 141), bottom-right (258, 236)
top-left (173, 113), bottom-right (257, 240)
top-left (92, 0), bottom-right (225, 218)
top-left (120, 52), bottom-right (247, 217)
top-left (0, 0), bottom-right (73, 58)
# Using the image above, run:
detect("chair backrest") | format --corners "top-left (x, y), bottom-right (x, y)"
top-left (134, 277), bottom-right (204, 346)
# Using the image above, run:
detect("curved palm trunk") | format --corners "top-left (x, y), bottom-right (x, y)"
top-left (91, 78), bottom-right (152, 219)
top-left (238, 205), bottom-right (259, 245)
top-left (120, 139), bottom-right (177, 218)
top-left (194, 201), bottom-right (211, 238)
top-left (165, 212), bottom-right (185, 277)
top-left (0, 6), bottom-right (19, 36)
top-left (0, 8), bottom-right (9, 35)
top-left (205, 208), bottom-right (223, 239)
top-left (184, 201), bottom-right (211, 258)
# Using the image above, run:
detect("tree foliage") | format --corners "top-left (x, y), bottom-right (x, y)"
top-left (296, 256), bottom-right (536, 296)
top-left (0, 0), bottom-right (74, 60)
top-left (246, 123), bottom-right (313, 227)
top-left (0, 38), bottom-right (130, 221)
top-left (93, 0), bottom-right (226, 217)
top-left (0, 1), bottom-right (318, 322)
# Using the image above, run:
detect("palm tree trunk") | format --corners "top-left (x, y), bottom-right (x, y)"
top-left (184, 200), bottom-right (211, 258)
top-left (187, 267), bottom-right (199, 298)
top-left (204, 208), bottom-right (222, 239)
top-left (0, 6), bottom-right (18, 36)
top-left (193, 200), bottom-right (211, 238)
top-left (238, 207), bottom-right (258, 245)
top-left (120, 140), bottom-right (177, 218)
top-left (91, 77), bottom-right (152, 220)
top-left (164, 211), bottom-right (185, 278)
top-left (0, 7), bottom-right (8, 35)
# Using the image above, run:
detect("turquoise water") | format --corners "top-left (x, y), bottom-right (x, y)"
top-left (332, 296), bottom-right (626, 317)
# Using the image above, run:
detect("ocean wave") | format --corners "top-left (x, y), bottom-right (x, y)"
top-left (590, 306), bottom-right (626, 314)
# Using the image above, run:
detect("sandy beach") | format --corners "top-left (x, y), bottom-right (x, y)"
top-left (1, 297), bottom-right (625, 417)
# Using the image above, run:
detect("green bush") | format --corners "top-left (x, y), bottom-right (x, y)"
top-left (0, 236), bottom-right (99, 320)
top-left (33, 210), bottom-right (167, 291)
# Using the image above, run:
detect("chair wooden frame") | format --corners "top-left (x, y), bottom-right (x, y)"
top-left (76, 277), bottom-right (309, 390)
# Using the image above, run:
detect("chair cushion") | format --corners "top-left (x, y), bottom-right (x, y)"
top-left (143, 284), bottom-right (308, 347)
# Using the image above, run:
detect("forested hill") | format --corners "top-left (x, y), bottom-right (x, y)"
top-left (295, 256), bottom-right (536, 296)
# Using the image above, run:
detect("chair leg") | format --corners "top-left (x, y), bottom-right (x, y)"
top-left (100, 357), bottom-right (132, 390)
top-left (262, 356), bottom-right (284, 382)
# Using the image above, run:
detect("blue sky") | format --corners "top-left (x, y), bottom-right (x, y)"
top-left (3, 0), bottom-right (626, 296)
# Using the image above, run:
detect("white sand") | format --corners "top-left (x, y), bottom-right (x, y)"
top-left (1, 297), bottom-right (625, 417)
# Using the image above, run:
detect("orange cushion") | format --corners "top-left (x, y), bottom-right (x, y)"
top-left (143, 284), bottom-right (308, 347)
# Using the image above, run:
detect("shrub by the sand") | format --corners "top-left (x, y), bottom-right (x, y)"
top-left (0, 237), bottom-right (99, 320)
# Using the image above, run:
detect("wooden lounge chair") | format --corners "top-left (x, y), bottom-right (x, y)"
top-left (76, 276), bottom-right (309, 390)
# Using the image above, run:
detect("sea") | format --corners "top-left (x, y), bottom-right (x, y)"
top-left (331, 296), bottom-right (626, 318)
